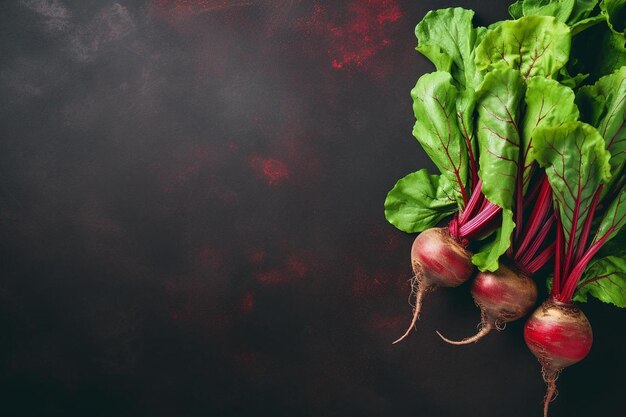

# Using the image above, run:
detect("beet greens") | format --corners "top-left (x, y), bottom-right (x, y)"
top-left (384, 1), bottom-right (626, 415)
top-left (524, 66), bottom-right (626, 416)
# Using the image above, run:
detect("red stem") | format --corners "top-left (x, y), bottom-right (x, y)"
top-left (458, 202), bottom-right (501, 239)
top-left (558, 183), bottom-right (608, 301)
top-left (448, 216), bottom-right (461, 241)
top-left (458, 112), bottom-right (479, 190)
top-left (574, 185), bottom-right (604, 264)
top-left (478, 194), bottom-right (491, 211)
top-left (551, 215), bottom-right (564, 297)
top-left (458, 180), bottom-right (484, 226)
top-left (459, 180), bottom-right (469, 207)
top-left (562, 183), bottom-right (583, 281)
top-left (516, 214), bottom-right (555, 268)
top-left (514, 176), bottom-right (552, 258)
top-left (467, 212), bottom-right (501, 240)
top-left (560, 231), bottom-right (612, 302)
top-left (523, 174), bottom-right (543, 209)
top-left (525, 242), bottom-right (555, 274)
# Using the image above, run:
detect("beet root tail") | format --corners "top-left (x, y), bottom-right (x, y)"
top-left (392, 286), bottom-right (427, 345)
top-left (435, 322), bottom-right (492, 345)
top-left (543, 371), bottom-right (558, 417)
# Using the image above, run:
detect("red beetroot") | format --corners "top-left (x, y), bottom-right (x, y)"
top-left (393, 227), bottom-right (474, 344)
top-left (524, 299), bottom-right (593, 417)
top-left (437, 264), bottom-right (537, 344)
top-left (437, 176), bottom-right (556, 345)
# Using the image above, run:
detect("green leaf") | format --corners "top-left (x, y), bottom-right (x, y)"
top-left (522, 77), bottom-right (579, 191)
top-left (472, 68), bottom-right (525, 269)
top-left (415, 8), bottom-right (482, 88)
top-left (522, 0), bottom-right (575, 23)
top-left (476, 68), bottom-right (525, 212)
top-left (509, 1), bottom-right (524, 19)
top-left (411, 72), bottom-right (469, 206)
top-left (570, 14), bottom-right (605, 35)
top-left (384, 169), bottom-right (458, 233)
top-left (558, 66), bottom-right (589, 87)
top-left (579, 2), bottom-right (602, 17)
top-left (568, 21), bottom-right (626, 84)
top-left (533, 122), bottom-right (612, 250)
top-left (598, 227), bottom-right (626, 257)
top-left (575, 255), bottom-right (626, 306)
top-left (472, 209), bottom-right (516, 272)
top-left (570, 0), bottom-right (601, 22)
top-left (474, 16), bottom-right (571, 79)
top-left (577, 66), bottom-right (626, 176)
top-left (509, 0), bottom-right (599, 25)
top-left (456, 88), bottom-right (478, 179)
top-left (546, 275), bottom-right (555, 294)
top-left (592, 183), bottom-right (626, 245)
top-left (601, 0), bottom-right (626, 35)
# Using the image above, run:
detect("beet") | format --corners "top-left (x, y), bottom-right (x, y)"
top-left (437, 264), bottom-right (537, 344)
top-left (393, 227), bottom-right (474, 344)
top-left (524, 299), bottom-right (593, 417)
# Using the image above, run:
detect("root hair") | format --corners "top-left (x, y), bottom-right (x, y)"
top-left (393, 264), bottom-right (431, 345)
top-left (541, 368), bottom-right (560, 417)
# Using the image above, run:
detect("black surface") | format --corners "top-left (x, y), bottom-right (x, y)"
top-left (0, 1), bottom-right (624, 416)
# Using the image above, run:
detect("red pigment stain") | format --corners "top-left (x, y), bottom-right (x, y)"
top-left (159, 144), bottom-right (215, 193)
top-left (298, 0), bottom-right (402, 71)
top-left (368, 226), bottom-right (402, 253)
top-left (158, 145), bottom-right (238, 206)
top-left (256, 254), bottom-right (310, 285)
top-left (352, 267), bottom-right (396, 298)
top-left (196, 246), bottom-right (226, 270)
top-left (287, 256), bottom-right (307, 278)
top-left (248, 105), bottom-right (321, 185)
top-left (383, 233), bottom-right (400, 252)
top-left (240, 291), bottom-right (255, 313)
top-left (257, 269), bottom-right (290, 285)
top-left (150, 0), bottom-right (252, 24)
top-left (247, 247), bottom-right (266, 263)
top-left (249, 155), bottom-right (290, 186)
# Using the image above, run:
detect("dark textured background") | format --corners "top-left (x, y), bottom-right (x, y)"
top-left (0, 1), bottom-right (624, 416)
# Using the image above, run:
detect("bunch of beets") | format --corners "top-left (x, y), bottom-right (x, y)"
top-left (384, 1), bottom-right (626, 416)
